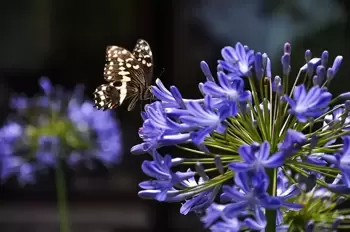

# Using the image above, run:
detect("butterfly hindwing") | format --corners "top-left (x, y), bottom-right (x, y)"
top-left (93, 81), bottom-right (125, 110)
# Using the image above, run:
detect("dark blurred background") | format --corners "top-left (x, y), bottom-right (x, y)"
top-left (0, 0), bottom-right (349, 231)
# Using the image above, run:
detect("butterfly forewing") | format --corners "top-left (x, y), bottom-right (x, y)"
top-left (104, 46), bottom-right (144, 85)
top-left (132, 39), bottom-right (153, 85)
top-left (94, 39), bottom-right (154, 111)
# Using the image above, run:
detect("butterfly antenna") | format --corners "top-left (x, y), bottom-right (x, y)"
top-left (156, 68), bottom-right (165, 79)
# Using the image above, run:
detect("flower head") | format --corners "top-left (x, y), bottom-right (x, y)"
top-left (132, 41), bottom-right (350, 231)
top-left (0, 77), bottom-right (122, 184)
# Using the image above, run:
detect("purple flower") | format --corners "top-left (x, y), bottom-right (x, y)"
top-left (276, 169), bottom-right (303, 225)
top-left (254, 52), bottom-right (264, 80)
top-left (244, 207), bottom-right (267, 231)
top-left (209, 217), bottom-right (241, 232)
top-left (151, 78), bottom-right (201, 109)
top-left (324, 104), bottom-right (350, 131)
top-left (278, 129), bottom-right (307, 154)
top-left (272, 76), bottom-right (282, 94)
top-left (179, 173), bottom-right (220, 215)
top-left (131, 41), bottom-right (350, 231)
top-left (323, 136), bottom-right (350, 188)
top-left (315, 65), bottom-right (326, 85)
top-left (131, 101), bottom-right (192, 154)
top-left (330, 56), bottom-right (343, 77)
top-left (219, 42), bottom-right (254, 77)
top-left (201, 203), bottom-right (227, 228)
top-left (281, 53), bottom-right (290, 75)
top-left (201, 72), bottom-right (250, 116)
top-left (200, 61), bottom-right (215, 82)
top-left (263, 53), bottom-right (272, 79)
top-left (228, 141), bottom-right (288, 173)
top-left (284, 85), bottom-right (332, 123)
top-left (300, 58), bottom-right (321, 72)
top-left (219, 171), bottom-right (283, 231)
top-left (220, 171), bottom-right (280, 219)
top-left (201, 203), bottom-right (246, 232)
top-left (180, 95), bottom-right (230, 145)
top-left (138, 150), bottom-right (193, 201)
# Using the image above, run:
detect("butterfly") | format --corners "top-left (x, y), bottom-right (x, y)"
top-left (93, 39), bottom-right (153, 111)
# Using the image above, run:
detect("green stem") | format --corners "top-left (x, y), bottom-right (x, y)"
top-left (266, 168), bottom-right (277, 232)
top-left (56, 162), bottom-right (70, 232)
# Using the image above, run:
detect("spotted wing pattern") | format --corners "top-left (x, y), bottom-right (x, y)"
top-left (132, 39), bottom-right (153, 85)
top-left (93, 39), bottom-right (153, 111)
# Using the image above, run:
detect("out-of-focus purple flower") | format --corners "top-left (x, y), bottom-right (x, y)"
top-left (18, 163), bottom-right (36, 185)
top-left (36, 136), bottom-right (60, 167)
top-left (284, 85), bottom-right (332, 123)
top-left (0, 77), bottom-right (123, 184)
top-left (219, 42), bottom-right (254, 77)
top-left (39, 76), bottom-right (52, 95)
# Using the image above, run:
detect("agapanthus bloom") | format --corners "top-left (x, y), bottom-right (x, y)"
top-left (0, 77), bottom-right (122, 184)
top-left (132, 41), bottom-right (350, 231)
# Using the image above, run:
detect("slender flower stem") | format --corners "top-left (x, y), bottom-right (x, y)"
top-left (266, 168), bottom-right (277, 232)
top-left (56, 161), bottom-right (70, 232)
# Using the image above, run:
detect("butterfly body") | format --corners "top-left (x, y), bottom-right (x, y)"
top-left (94, 39), bottom-right (153, 111)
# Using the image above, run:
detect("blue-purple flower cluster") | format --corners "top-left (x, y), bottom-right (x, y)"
top-left (0, 77), bottom-right (122, 185)
top-left (132, 42), bottom-right (350, 231)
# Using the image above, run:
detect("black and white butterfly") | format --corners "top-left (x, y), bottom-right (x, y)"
top-left (93, 39), bottom-right (153, 111)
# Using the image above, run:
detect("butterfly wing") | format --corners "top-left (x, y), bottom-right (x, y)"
top-left (94, 39), bottom-right (153, 111)
top-left (93, 81), bottom-right (124, 110)
top-left (132, 39), bottom-right (153, 85)
top-left (104, 46), bottom-right (144, 85)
